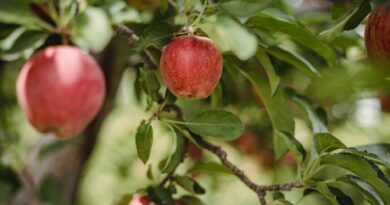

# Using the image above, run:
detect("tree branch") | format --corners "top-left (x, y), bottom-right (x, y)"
top-left (114, 24), bottom-right (305, 205)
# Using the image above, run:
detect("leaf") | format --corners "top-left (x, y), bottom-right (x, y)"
top-left (147, 164), bottom-right (154, 180)
top-left (114, 194), bottom-right (133, 205)
top-left (232, 67), bottom-right (295, 159)
top-left (314, 133), bottom-right (346, 154)
top-left (135, 121), bottom-right (153, 164)
top-left (133, 22), bottom-right (174, 52)
top-left (292, 94), bottom-right (328, 134)
top-left (140, 68), bottom-right (161, 102)
top-left (337, 175), bottom-right (385, 205)
top-left (173, 176), bottom-right (206, 195)
top-left (0, 0), bottom-right (47, 28)
top-left (328, 186), bottom-right (354, 205)
top-left (184, 110), bottom-right (244, 140)
top-left (275, 130), bottom-right (306, 163)
top-left (162, 127), bottom-right (186, 173)
top-left (319, 153), bottom-right (390, 205)
top-left (3, 29), bottom-right (48, 54)
top-left (263, 46), bottom-right (320, 77)
top-left (354, 143), bottom-right (390, 167)
top-left (247, 12), bottom-right (335, 65)
top-left (219, 0), bottom-right (272, 17)
top-left (179, 195), bottom-right (205, 205)
top-left (147, 186), bottom-right (175, 205)
top-left (39, 175), bottom-right (66, 205)
top-left (72, 7), bottom-right (113, 52)
top-left (188, 162), bottom-right (233, 175)
top-left (256, 49), bottom-right (280, 95)
top-left (200, 15), bottom-right (257, 60)
top-left (319, 0), bottom-right (370, 42)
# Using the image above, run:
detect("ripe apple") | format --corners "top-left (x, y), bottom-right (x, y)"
top-left (129, 195), bottom-right (153, 205)
top-left (127, 0), bottom-right (160, 11)
top-left (233, 129), bottom-right (259, 154)
top-left (16, 46), bottom-right (105, 138)
top-left (365, 3), bottom-right (390, 65)
top-left (160, 35), bottom-right (223, 99)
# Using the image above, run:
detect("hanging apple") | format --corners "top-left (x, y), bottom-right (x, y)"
top-left (16, 46), bottom-right (105, 138)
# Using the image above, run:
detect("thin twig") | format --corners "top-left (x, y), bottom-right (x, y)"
top-left (113, 25), bottom-right (158, 69)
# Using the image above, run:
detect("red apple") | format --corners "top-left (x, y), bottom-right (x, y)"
top-left (233, 129), bottom-right (259, 154)
top-left (16, 46), bottom-right (105, 138)
top-left (129, 195), bottom-right (153, 205)
top-left (160, 35), bottom-right (223, 99)
top-left (365, 3), bottom-right (390, 65)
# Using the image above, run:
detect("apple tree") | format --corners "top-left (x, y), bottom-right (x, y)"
top-left (0, 0), bottom-right (389, 205)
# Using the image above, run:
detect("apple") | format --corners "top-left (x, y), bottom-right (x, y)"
top-left (365, 3), bottom-right (390, 65)
top-left (16, 46), bottom-right (105, 138)
top-left (129, 195), bottom-right (153, 205)
top-left (160, 35), bottom-right (223, 99)
top-left (281, 152), bottom-right (296, 166)
top-left (233, 129), bottom-right (259, 154)
top-left (127, 0), bottom-right (160, 11)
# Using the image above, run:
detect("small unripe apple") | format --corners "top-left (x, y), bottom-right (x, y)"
top-left (365, 3), bottom-right (390, 65)
top-left (127, 0), bottom-right (160, 11)
top-left (16, 46), bottom-right (105, 138)
top-left (160, 35), bottom-right (223, 99)
top-left (129, 195), bottom-right (154, 205)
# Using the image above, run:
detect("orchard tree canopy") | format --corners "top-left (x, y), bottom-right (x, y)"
top-left (0, 0), bottom-right (389, 205)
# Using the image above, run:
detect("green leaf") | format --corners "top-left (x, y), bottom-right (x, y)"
top-left (292, 94), bottom-right (328, 134)
top-left (162, 127), bottom-right (186, 173)
top-left (354, 144), bottom-right (390, 167)
top-left (179, 195), bottom-right (205, 205)
top-left (147, 164), bottom-right (154, 180)
top-left (219, 0), bottom-right (272, 17)
top-left (188, 161), bottom-right (233, 175)
top-left (320, 0), bottom-right (370, 42)
top-left (232, 67), bottom-right (295, 159)
top-left (140, 68), bottom-right (161, 102)
top-left (314, 133), bottom-right (346, 154)
top-left (133, 22), bottom-right (174, 52)
top-left (247, 12), bottom-right (335, 65)
top-left (184, 110), bottom-right (244, 140)
top-left (173, 175), bottom-right (206, 195)
top-left (256, 50), bottom-right (280, 95)
top-left (327, 186), bottom-right (354, 205)
top-left (135, 121), bottom-right (153, 164)
top-left (337, 175), bottom-right (385, 205)
top-left (114, 194), bottom-right (133, 205)
top-left (0, 0), bottom-right (48, 28)
top-left (72, 7), bottom-right (113, 52)
top-left (264, 46), bottom-right (320, 77)
top-left (319, 153), bottom-right (390, 205)
top-left (147, 186), bottom-right (175, 205)
top-left (39, 175), bottom-right (66, 205)
top-left (2, 30), bottom-right (48, 58)
top-left (200, 15), bottom-right (257, 60)
top-left (275, 130), bottom-right (306, 163)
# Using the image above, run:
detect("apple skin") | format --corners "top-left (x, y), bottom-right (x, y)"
top-left (129, 195), bottom-right (154, 205)
top-left (16, 46), bottom-right (105, 138)
top-left (127, 0), bottom-right (160, 11)
top-left (160, 35), bottom-right (223, 99)
top-left (365, 3), bottom-right (390, 65)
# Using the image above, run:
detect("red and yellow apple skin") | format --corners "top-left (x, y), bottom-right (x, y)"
top-left (16, 46), bottom-right (105, 138)
top-left (365, 3), bottom-right (390, 65)
top-left (160, 35), bottom-right (223, 99)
